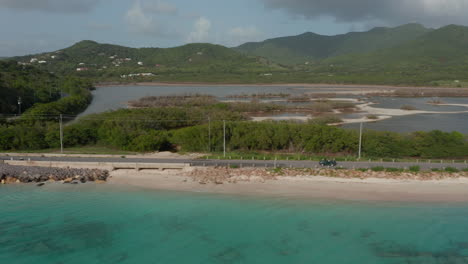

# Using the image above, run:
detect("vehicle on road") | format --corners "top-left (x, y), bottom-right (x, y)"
top-left (319, 159), bottom-right (337, 167)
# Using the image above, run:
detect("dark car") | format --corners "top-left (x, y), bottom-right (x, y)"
top-left (319, 159), bottom-right (337, 167)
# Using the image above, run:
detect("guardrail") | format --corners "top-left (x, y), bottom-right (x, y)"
top-left (4, 160), bottom-right (190, 171)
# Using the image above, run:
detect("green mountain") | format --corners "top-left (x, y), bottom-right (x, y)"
top-left (315, 25), bottom-right (468, 83)
top-left (235, 23), bottom-right (432, 65)
top-left (13, 41), bottom-right (281, 81)
top-left (9, 24), bottom-right (468, 86)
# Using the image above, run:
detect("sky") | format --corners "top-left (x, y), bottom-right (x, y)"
top-left (1, 0), bottom-right (468, 57)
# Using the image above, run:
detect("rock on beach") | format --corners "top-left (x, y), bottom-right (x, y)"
top-left (0, 164), bottom-right (109, 185)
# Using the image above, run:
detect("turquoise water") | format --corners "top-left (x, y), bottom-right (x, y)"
top-left (2, 185), bottom-right (468, 264)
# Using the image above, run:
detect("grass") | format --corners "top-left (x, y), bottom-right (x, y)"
top-left (201, 152), bottom-right (468, 164)
top-left (203, 152), bottom-right (359, 162)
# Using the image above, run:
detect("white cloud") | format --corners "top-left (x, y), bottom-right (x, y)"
top-left (227, 26), bottom-right (264, 46)
top-left (187, 17), bottom-right (211, 43)
top-left (125, 0), bottom-right (182, 38)
top-left (0, 0), bottom-right (101, 13)
top-left (126, 1), bottom-right (154, 33)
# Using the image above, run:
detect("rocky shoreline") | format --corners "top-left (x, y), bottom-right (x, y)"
top-left (188, 167), bottom-right (468, 184)
top-left (0, 164), bottom-right (109, 186)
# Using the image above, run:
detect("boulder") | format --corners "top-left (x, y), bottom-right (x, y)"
top-left (63, 178), bottom-right (73, 183)
top-left (6, 177), bottom-right (18, 184)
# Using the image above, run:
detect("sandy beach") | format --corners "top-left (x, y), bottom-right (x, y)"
top-left (109, 168), bottom-right (468, 202)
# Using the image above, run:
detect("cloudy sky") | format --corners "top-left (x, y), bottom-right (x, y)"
top-left (1, 0), bottom-right (467, 56)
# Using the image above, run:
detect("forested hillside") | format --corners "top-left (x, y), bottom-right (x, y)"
top-left (235, 23), bottom-right (431, 65)
top-left (0, 60), bottom-right (93, 115)
top-left (8, 23), bottom-right (468, 86)
top-left (13, 41), bottom-right (282, 81)
top-left (313, 25), bottom-right (468, 84)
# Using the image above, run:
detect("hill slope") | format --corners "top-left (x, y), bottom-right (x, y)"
top-left (316, 25), bottom-right (468, 81)
top-left (235, 23), bottom-right (432, 65)
top-left (13, 41), bottom-right (281, 81)
top-left (0, 61), bottom-right (92, 115)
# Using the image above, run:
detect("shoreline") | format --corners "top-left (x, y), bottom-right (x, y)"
top-left (108, 168), bottom-right (468, 202)
top-left (95, 81), bottom-right (461, 90)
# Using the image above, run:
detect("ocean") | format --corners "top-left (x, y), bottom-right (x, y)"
top-left (1, 184), bottom-right (468, 264)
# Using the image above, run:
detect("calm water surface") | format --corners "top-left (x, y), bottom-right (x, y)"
top-left (80, 85), bottom-right (468, 133)
top-left (2, 184), bottom-right (468, 264)
top-left (80, 85), bottom-right (300, 116)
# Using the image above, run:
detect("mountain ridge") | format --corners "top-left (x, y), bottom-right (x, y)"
top-left (235, 23), bottom-right (433, 65)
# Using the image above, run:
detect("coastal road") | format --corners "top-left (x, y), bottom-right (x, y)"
top-left (1, 155), bottom-right (467, 171)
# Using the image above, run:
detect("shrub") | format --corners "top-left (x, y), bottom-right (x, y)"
top-left (128, 131), bottom-right (169, 152)
top-left (401, 105), bottom-right (418, 111)
top-left (409, 166), bottom-right (421, 172)
top-left (444, 167), bottom-right (459, 173)
top-left (309, 114), bottom-right (342, 125)
top-left (371, 166), bottom-right (385, 172)
top-left (385, 168), bottom-right (403, 172)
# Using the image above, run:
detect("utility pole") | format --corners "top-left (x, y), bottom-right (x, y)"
top-left (223, 120), bottom-right (226, 158)
top-left (60, 114), bottom-right (64, 154)
top-left (17, 97), bottom-right (22, 116)
top-left (208, 116), bottom-right (211, 152)
top-left (358, 122), bottom-right (363, 160)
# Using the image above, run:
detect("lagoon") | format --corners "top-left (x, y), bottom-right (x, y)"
top-left (79, 85), bottom-right (468, 133)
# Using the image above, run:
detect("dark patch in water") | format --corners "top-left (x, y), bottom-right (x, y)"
top-left (212, 246), bottom-right (245, 264)
top-left (360, 230), bottom-right (376, 239)
top-left (265, 235), bottom-right (301, 257)
top-left (0, 218), bottom-right (114, 258)
top-left (105, 252), bottom-right (129, 263)
top-left (370, 240), bottom-right (468, 263)
top-left (200, 234), bottom-right (217, 244)
top-left (330, 231), bottom-right (342, 237)
top-left (297, 220), bottom-right (311, 232)
top-left (61, 221), bottom-right (113, 248)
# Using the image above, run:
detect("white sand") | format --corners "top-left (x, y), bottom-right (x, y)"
top-left (108, 169), bottom-right (468, 202)
top-left (337, 103), bottom-right (468, 125)
top-left (435, 103), bottom-right (468, 108)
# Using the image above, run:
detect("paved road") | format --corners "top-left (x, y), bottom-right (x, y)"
top-left (1, 155), bottom-right (467, 170)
